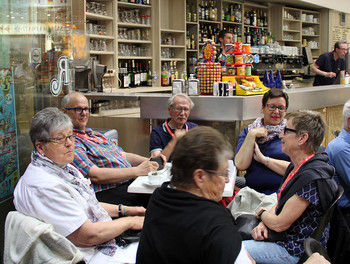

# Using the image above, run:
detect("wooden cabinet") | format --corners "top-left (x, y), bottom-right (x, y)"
top-left (270, 5), bottom-right (321, 57)
top-left (301, 10), bottom-right (321, 58)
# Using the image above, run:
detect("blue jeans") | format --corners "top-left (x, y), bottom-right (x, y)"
top-left (243, 240), bottom-right (299, 264)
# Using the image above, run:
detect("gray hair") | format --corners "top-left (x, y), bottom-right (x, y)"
top-left (61, 91), bottom-right (84, 108)
top-left (30, 107), bottom-right (73, 150)
top-left (288, 110), bottom-right (326, 153)
top-left (343, 99), bottom-right (350, 129)
top-left (167, 93), bottom-right (194, 109)
top-left (170, 126), bottom-right (233, 189)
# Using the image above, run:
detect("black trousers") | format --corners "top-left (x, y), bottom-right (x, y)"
top-left (95, 180), bottom-right (150, 208)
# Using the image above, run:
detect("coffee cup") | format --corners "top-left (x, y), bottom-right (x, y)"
top-left (148, 171), bottom-right (163, 185)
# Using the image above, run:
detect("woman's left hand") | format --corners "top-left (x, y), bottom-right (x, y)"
top-left (124, 206), bottom-right (146, 216)
top-left (253, 143), bottom-right (266, 164)
top-left (251, 221), bottom-right (268, 241)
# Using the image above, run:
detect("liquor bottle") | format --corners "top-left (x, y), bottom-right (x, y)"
top-left (169, 61), bottom-right (175, 85)
top-left (237, 26), bottom-right (242, 42)
top-left (192, 4), bottom-right (196, 22)
top-left (191, 35), bottom-right (196, 49)
top-left (198, 1), bottom-right (202, 20)
top-left (142, 62), bottom-right (148, 86)
top-left (134, 61), bottom-right (141, 86)
top-left (147, 61), bottom-right (152, 86)
top-left (161, 63), bottom-right (169, 86)
top-left (201, 0), bottom-right (205, 20)
top-left (236, 4), bottom-right (242, 23)
top-left (174, 61), bottom-right (179, 79)
top-left (230, 4), bottom-right (235, 22)
top-left (233, 26), bottom-right (238, 43)
top-left (186, 3), bottom-right (191, 22)
top-left (263, 11), bottom-right (268, 27)
top-left (186, 31), bottom-right (191, 49)
top-left (221, 6), bottom-right (225, 21)
top-left (205, 0), bottom-right (209, 20)
top-left (128, 60), bottom-right (135, 87)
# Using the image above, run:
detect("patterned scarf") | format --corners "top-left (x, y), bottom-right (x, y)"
top-left (31, 151), bottom-right (117, 256)
top-left (247, 117), bottom-right (286, 144)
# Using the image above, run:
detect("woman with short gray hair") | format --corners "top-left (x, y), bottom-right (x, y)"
top-left (14, 107), bottom-right (145, 264)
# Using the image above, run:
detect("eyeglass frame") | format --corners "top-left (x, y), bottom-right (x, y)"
top-left (283, 127), bottom-right (297, 134)
top-left (266, 104), bottom-right (287, 112)
top-left (204, 169), bottom-right (230, 178)
top-left (39, 134), bottom-right (76, 144)
top-left (65, 107), bottom-right (91, 114)
top-left (171, 106), bottom-right (190, 113)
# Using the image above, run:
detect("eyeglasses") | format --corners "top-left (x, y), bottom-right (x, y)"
top-left (65, 107), bottom-right (91, 114)
top-left (283, 127), bottom-right (297, 134)
top-left (204, 169), bottom-right (230, 178)
top-left (339, 48), bottom-right (348, 51)
top-left (171, 106), bottom-right (190, 113)
top-left (40, 134), bottom-right (76, 144)
top-left (266, 104), bottom-right (287, 112)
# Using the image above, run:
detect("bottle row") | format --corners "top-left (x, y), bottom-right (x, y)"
top-left (186, 1), bottom-right (267, 27)
top-left (118, 60), bottom-right (152, 88)
top-left (243, 9), bottom-right (268, 27)
top-left (161, 61), bottom-right (188, 87)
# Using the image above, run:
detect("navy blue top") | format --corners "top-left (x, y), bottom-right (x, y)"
top-left (313, 51), bottom-right (346, 86)
top-left (149, 118), bottom-right (198, 161)
top-left (235, 127), bottom-right (290, 194)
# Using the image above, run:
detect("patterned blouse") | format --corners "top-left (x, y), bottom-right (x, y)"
top-left (276, 182), bottom-right (329, 257)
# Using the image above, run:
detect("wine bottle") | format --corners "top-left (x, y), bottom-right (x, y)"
top-left (147, 61), bottom-right (152, 86)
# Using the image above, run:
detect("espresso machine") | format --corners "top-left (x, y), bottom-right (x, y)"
top-left (74, 58), bottom-right (106, 92)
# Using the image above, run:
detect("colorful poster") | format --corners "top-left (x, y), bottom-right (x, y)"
top-left (0, 68), bottom-right (19, 203)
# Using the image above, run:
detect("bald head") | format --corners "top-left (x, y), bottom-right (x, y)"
top-left (61, 92), bottom-right (90, 130)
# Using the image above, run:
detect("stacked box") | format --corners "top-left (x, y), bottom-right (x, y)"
top-left (197, 62), bottom-right (221, 95)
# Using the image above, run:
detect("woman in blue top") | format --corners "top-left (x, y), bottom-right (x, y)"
top-left (235, 89), bottom-right (290, 194)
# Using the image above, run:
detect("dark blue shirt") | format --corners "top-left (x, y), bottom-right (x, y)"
top-left (313, 51), bottom-right (346, 86)
top-left (149, 118), bottom-right (198, 161)
top-left (235, 127), bottom-right (290, 194)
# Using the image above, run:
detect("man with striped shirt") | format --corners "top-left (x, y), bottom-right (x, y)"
top-left (62, 92), bottom-right (159, 206)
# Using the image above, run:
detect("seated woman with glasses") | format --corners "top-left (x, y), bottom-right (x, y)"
top-left (137, 127), bottom-right (255, 264)
top-left (14, 107), bottom-right (145, 264)
top-left (234, 88), bottom-right (291, 194)
top-left (243, 110), bottom-right (338, 264)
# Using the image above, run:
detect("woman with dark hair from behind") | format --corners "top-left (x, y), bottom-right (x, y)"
top-left (137, 126), bottom-right (255, 264)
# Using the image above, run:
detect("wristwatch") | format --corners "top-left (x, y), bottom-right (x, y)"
top-left (257, 209), bottom-right (266, 220)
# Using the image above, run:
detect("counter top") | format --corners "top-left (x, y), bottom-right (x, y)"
top-left (84, 84), bottom-right (350, 121)
top-left (139, 84), bottom-right (350, 121)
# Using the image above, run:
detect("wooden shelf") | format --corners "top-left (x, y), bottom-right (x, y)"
top-left (118, 40), bottom-right (152, 44)
top-left (88, 34), bottom-right (114, 40)
top-left (118, 23), bottom-right (152, 28)
top-left (86, 12), bottom-right (113, 21)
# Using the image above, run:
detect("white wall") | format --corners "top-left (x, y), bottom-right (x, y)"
top-left (300, 0), bottom-right (350, 14)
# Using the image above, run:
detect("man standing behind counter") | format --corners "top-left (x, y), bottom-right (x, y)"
top-left (149, 93), bottom-right (197, 161)
top-left (311, 40), bottom-right (348, 86)
top-left (62, 92), bottom-right (159, 206)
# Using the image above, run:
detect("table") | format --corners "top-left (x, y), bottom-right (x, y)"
top-left (128, 160), bottom-right (236, 197)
